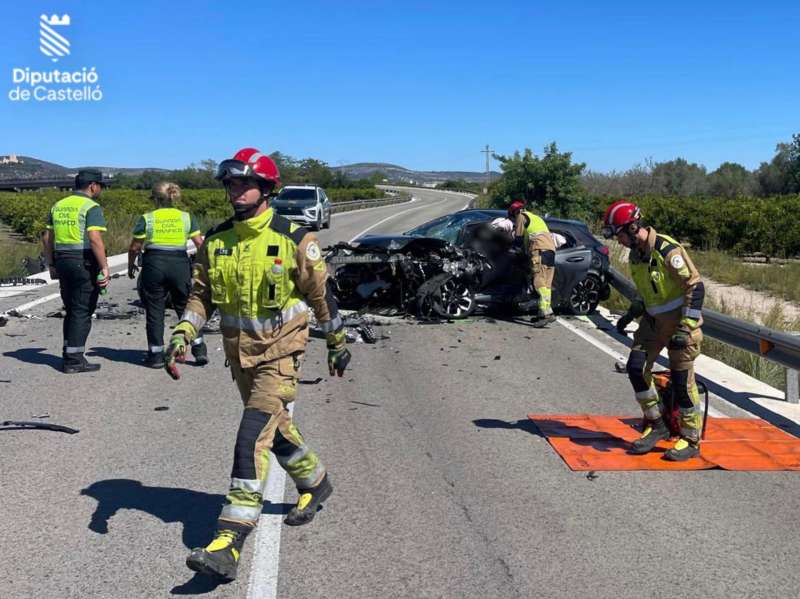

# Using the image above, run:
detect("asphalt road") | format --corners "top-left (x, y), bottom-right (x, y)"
top-left (2, 189), bottom-right (799, 599)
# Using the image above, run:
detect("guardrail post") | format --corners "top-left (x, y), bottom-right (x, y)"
top-left (786, 332), bottom-right (800, 403)
top-left (787, 368), bottom-right (800, 404)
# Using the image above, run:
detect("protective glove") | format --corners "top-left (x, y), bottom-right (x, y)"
top-left (616, 300), bottom-right (645, 335)
top-left (326, 329), bottom-right (351, 377)
top-left (128, 264), bottom-right (139, 279)
top-left (164, 332), bottom-right (187, 380)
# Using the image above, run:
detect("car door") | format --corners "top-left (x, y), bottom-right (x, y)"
top-left (552, 242), bottom-right (592, 305)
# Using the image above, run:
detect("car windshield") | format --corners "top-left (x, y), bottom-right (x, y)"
top-left (406, 211), bottom-right (495, 244)
top-left (276, 188), bottom-right (316, 202)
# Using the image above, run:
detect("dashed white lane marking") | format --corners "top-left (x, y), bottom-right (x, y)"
top-left (556, 316), bottom-right (727, 418)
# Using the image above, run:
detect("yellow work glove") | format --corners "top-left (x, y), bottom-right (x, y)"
top-left (165, 322), bottom-right (197, 380)
top-left (326, 329), bottom-right (351, 377)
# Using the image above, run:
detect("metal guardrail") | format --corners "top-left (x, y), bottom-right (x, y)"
top-left (331, 194), bottom-right (411, 213)
top-left (607, 266), bottom-right (800, 401)
top-left (0, 177), bottom-right (74, 191)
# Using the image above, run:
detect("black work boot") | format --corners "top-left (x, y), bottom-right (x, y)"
top-left (191, 341), bottom-right (209, 366)
top-left (628, 418), bottom-right (670, 454)
top-left (664, 438), bottom-right (700, 462)
top-left (284, 474), bottom-right (333, 526)
top-left (531, 313), bottom-right (556, 328)
top-left (144, 351), bottom-right (164, 369)
top-left (186, 524), bottom-right (250, 582)
top-left (63, 355), bottom-right (101, 374)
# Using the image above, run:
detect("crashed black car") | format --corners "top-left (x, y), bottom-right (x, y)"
top-left (326, 209), bottom-right (611, 319)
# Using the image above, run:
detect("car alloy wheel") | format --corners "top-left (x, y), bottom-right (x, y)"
top-left (569, 274), bottom-right (601, 315)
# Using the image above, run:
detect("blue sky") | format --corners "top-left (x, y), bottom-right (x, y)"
top-left (1, 1), bottom-right (798, 173)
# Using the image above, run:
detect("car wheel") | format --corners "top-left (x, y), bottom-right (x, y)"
top-left (313, 215), bottom-right (322, 231)
top-left (416, 274), bottom-right (476, 320)
top-left (323, 212), bottom-right (331, 229)
top-left (569, 273), bottom-right (602, 315)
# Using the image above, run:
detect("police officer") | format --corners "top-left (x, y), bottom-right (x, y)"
top-left (603, 200), bottom-right (705, 461)
top-left (508, 199), bottom-right (556, 327)
top-left (127, 182), bottom-right (208, 367)
top-left (42, 168), bottom-right (110, 373)
top-left (165, 148), bottom-right (351, 582)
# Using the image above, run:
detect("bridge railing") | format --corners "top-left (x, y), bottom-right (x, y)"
top-left (607, 266), bottom-right (800, 402)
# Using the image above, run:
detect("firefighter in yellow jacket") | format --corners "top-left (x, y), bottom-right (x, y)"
top-left (603, 200), bottom-right (705, 462)
top-left (508, 200), bottom-right (556, 327)
top-left (165, 148), bottom-right (351, 582)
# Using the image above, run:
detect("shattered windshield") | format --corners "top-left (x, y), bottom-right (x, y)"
top-left (406, 212), bottom-right (491, 244)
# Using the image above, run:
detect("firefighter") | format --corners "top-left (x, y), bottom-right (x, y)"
top-left (508, 200), bottom-right (556, 327)
top-left (603, 199), bottom-right (705, 461)
top-left (42, 168), bottom-right (110, 373)
top-left (165, 148), bottom-right (351, 582)
top-left (127, 182), bottom-right (208, 367)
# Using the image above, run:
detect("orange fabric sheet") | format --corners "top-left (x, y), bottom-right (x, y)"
top-left (528, 414), bottom-right (800, 471)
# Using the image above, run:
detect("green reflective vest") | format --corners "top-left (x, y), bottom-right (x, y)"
top-left (143, 208), bottom-right (192, 251)
top-left (50, 194), bottom-right (99, 251)
top-left (630, 233), bottom-right (686, 316)
top-left (521, 210), bottom-right (549, 243)
top-left (205, 208), bottom-right (307, 333)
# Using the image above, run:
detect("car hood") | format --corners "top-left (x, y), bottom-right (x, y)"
top-left (353, 234), bottom-right (450, 252)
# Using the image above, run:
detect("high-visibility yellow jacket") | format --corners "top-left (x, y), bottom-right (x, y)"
top-left (514, 210), bottom-right (555, 252)
top-left (132, 208), bottom-right (200, 251)
top-left (46, 192), bottom-right (107, 254)
top-left (629, 227), bottom-right (704, 322)
top-left (178, 208), bottom-right (341, 368)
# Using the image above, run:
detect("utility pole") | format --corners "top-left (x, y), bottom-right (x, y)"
top-left (481, 144), bottom-right (494, 194)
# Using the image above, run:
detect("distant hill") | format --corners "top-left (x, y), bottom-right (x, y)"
top-left (0, 155), bottom-right (167, 180)
top-left (0, 155), bottom-right (496, 185)
top-left (332, 162), bottom-right (500, 184)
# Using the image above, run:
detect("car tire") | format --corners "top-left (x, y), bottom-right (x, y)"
top-left (568, 273), bottom-right (602, 315)
top-left (313, 215), bottom-right (322, 231)
top-left (323, 214), bottom-right (331, 229)
top-left (415, 273), bottom-right (476, 320)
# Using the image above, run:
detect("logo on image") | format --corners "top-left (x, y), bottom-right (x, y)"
top-left (39, 14), bottom-right (71, 63)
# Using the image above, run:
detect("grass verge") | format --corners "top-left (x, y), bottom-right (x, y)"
top-left (691, 249), bottom-right (800, 305)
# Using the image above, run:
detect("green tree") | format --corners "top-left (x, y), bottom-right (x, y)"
top-left (651, 158), bottom-right (707, 196)
top-left (707, 162), bottom-right (754, 198)
top-left (490, 142), bottom-right (589, 218)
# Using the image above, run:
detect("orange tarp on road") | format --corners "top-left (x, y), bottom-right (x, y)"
top-left (528, 414), bottom-right (800, 471)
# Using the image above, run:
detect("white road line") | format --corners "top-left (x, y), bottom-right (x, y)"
top-left (347, 196), bottom-right (451, 243)
top-left (246, 403), bottom-right (294, 599)
top-left (556, 317), bottom-right (727, 418)
top-left (6, 269), bottom-right (128, 313)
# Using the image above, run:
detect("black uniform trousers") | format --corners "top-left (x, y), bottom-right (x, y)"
top-left (55, 253), bottom-right (100, 366)
top-left (139, 251), bottom-right (192, 354)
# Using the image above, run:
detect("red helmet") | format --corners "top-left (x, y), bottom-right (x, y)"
top-left (215, 147), bottom-right (281, 190)
top-left (602, 200), bottom-right (641, 238)
top-left (507, 200), bottom-right (525, 218)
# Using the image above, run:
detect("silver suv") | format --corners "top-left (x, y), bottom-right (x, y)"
top-left (272, 185), bottom-right (331, 230)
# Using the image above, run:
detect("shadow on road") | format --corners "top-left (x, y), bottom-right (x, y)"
top-left (2, 347), bottom-right (61, 370)
top-left (472, 418), bottom-right (545, 437)
top-left (82, 479), bottom-right (293, 596)
top-left (473, 417), bottom-right (632, 453)
top-left (86, 346), bottom-right (149, 366)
